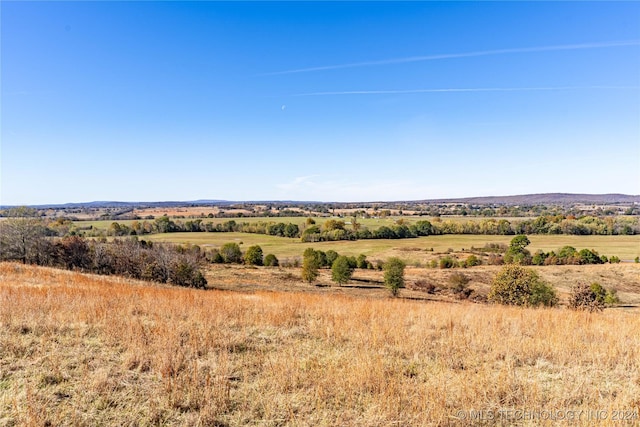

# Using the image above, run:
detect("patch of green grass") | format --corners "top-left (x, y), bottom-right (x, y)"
top-left (142, 232), bottom-right (640, 262)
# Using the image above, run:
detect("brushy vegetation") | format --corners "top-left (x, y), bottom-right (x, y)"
top-left (1, 263), bottom-right (639, 426)
top-left (569, 282), bottom-right (621, 311)
top-left (488, 265), bottom-right (558, 307)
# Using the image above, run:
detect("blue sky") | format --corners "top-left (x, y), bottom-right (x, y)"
top-left (2, 1), bottom-right (639, 205)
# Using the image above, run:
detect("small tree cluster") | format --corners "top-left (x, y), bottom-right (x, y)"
top-left (207, 243), bottom-right (278, 267)
top-left (300, 248), bottom-right (371, 285)
top-left (532, 246), bottom-right (617, 266)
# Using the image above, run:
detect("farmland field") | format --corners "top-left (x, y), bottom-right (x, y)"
top-left (1, 263), bottom-right (638, 426)
top-left (143, 232), bottom-right (640, 262)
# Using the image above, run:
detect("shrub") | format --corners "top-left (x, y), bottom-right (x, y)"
top-left (244, 245), bottom-right (263, 266)
top-left (448, 272), bottom-right (472, 299)
top-left (604, 288), bottom-right (620, 305)
top-left (220, 242), bottom-right (242, 264)
top-left (487, 254), bottom-right (504, 265)
top-left (439, 256), bottom-right (458, 269)
top-left (356, 254), bottom-right (368, 269)
top-left (531, 250), bottom-right (547, 266)
top-left (609, 256), bottom-right (621, 264)
top-left (488, 265), bottom-right (557, 307)
top-left (528, 281), bottom-right (559, 307)
top-left (264, 254), bottom-right (279, 267)
top-left (413, 279), bottom-right (437, 294)
top-left (464, 255), bottom-right (481, 267)
top-left (578, 249), bottom-right (603, 265)
top-left (168, 259), bottom-right (207, 289)
top-left (569, 283), bottom-right (604, 311)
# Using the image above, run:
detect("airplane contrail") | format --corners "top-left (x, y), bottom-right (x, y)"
top-left (293, 86), bottom-right (640, 97)
top-left (265, 40), bottom-right (640, 76)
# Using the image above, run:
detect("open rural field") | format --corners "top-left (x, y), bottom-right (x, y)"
top-left (144, 232), bottom-right (640, 262)
top-left (203, 263), bottom-right (640, 306)
top-left (1, 263), bottom-right (639, 426)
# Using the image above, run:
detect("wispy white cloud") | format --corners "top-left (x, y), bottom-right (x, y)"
top-left (293, 86), bottom-right (640, 97)
top-left (265, 40), bottom-right (640, 75)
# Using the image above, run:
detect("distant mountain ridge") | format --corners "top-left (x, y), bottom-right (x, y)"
top-left (417, 193), bottom-right (640, 205)
top-left (2, 193), bottom-right (638, 209)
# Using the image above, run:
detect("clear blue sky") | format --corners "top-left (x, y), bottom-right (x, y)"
top-left (2, 1), bottom-right (639, 205)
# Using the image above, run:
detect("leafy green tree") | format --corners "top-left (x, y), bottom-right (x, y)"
top-left (383, 257), bottom-right (406, 297)
top-left (284, 223), bottom-right (299, 238)
top-left (301, 248), bottom-right (319, 283)
top-left (489, 265), bottom-right (557, 307)
top-left (325, 250), bottom-right (339, 266)
top-left (323, 219), bottom-right (345, 231)
top-left (356, 254), bottom-right (368, 269)
top-left (504, 234), bottom-right (532, 265)
top-left (220, 242), bottom-right (242, 264)
top-left (578, 248), bottom-right (603, 265)
top-left (244, 245), bottom-right (263, 266)
top-left (331, 255), bottom-right (353, 286)
top-left (374, 226), bottom-right (396, 239)
top-left (154, 216), bottom-right (177, 233)
top-left (414, 220), bottom-right (433, 236)
top-left (264, 253), bottom-right (279, 267)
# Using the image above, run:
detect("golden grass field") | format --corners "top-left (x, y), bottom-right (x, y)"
top-left (1, 263), bottom-right (639, 426)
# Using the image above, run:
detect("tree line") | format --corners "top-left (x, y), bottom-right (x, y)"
top-left (88, 214), bottom-right (638, 242)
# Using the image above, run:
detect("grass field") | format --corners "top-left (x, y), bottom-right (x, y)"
top-left (202, 263), bottom-right (640, 306)
top-left (1, 263), bottom-right (638, 426)
top-left (143, 232), bottom-right (640, 262)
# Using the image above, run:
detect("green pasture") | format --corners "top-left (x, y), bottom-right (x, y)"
top-left (142, 232), bottom-right (640, 262)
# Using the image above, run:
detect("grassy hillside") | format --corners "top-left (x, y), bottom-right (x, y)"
top-left (1, 263), bottom-right (638, 426)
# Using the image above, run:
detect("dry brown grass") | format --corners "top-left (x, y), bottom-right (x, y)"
top-left (1, 262), bottom-right (639, 426)
top-left (205, 263), bottom-right (640, 305)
